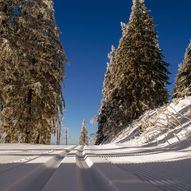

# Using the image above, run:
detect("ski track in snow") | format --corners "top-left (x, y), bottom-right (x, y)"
top-left (0, 98), bottom-right (190, 190)
top-left (0, 143), bottom-right (191, 191)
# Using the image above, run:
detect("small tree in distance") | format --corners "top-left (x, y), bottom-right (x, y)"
top-left (79, 120), bottom-right (89, 145)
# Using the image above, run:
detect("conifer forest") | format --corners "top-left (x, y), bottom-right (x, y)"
top-left (0, 0), bottom-right (190, 145)
top-left (1, 1), bottom-right (191, 190)
top-left (95, 0), bottom-right (191, 144)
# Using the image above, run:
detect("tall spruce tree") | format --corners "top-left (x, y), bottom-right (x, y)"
top-left (96, 0), bottom-right (169, 144)
top-left (173, 41), bottom-right (191, 98)
top-left (79, 120), bottom-right (88, 145)
top-left (0, 0), bottom-right (68, 144)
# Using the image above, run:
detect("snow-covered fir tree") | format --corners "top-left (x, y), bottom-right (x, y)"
top-left (0, 0), bottom-right (68, 144)
top-left (96, 0), bottom-right (169, 144)
top-left (0, 0), bottom-right (22, 143)
top-left (79, 120), bottom-right (88, 145)
top-left (96, 46), bottom-right (119, 144)
top-left (173, 41), bottom-right (191, 98)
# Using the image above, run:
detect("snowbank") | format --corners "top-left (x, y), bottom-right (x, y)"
top-left (109, 96), bottom-right (191, 147)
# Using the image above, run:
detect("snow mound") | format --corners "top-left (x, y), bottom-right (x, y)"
top-left (109, 96), bottom-right (191, 147)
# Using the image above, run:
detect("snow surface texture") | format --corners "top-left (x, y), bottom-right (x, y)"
top-left (0, 97), bottom-right (191, 191)
top-left (109, 96), bottom-right (191, 147)
top-left (1, 142), bottom-right (191, 190)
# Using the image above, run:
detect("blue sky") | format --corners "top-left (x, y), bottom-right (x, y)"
top-left (53, 0), bottom-right (191, 144)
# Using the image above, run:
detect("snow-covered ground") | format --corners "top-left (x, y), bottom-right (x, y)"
top-left (0, 97), bottom-right (191, 191)
top-left (1, 141), bottom-right (191, 190)
top-left (109, 96), bottom-right (191, 147)
top-left (87, 142), bottom-right (191, 191)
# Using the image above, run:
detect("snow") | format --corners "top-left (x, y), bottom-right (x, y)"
top-left (109, 96), bottom-right (191, 147)
top-left (1, 139), bottom-right (191, 190)
top-left (0, 97), bottom-right (191, 190)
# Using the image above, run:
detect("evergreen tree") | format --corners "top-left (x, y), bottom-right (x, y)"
top-left (96, 0), bottom-right (169, 144)
top-left (79, 120), bottom-right (88, 145)
top-left (96, 46), bottom-right (119, 144)
top-left (0, 0), bottom-right (68, 144)
top-left (0, 0), bottom-right (23, 143)
top-left (173, 41), bottom-right (191, 98)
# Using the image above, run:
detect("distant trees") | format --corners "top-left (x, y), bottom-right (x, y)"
top-left (173, 41), bottom-right (191, 98)
top-left (79, 120), bottom-right (88, 145)
top-left (96, 0), bottom-right (169, 144)
top-left (0, 0), bottom-right (68, 144)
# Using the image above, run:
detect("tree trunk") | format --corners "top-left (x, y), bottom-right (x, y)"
top-left (25, 88), bottom-right (33, 143)
top-left (56, 117), bottom-right (61, 145)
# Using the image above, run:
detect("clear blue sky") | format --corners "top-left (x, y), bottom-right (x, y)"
top-left (53, 0), bottom-right (191, 144)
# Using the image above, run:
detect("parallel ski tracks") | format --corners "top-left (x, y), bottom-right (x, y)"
top-left (0, 146), bottom-right (77, 191)
top-left (0, 149), bottom-right (55, 174)
top-left (75, 146), bottom-right (114, 191)
top-left (1, 145), bottom-right (191, 191)
top-left (90, 148), bottom-right (191, 191)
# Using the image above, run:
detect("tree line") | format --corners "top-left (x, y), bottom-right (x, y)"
top-left (0, 0), bottom-right (68, 144)
top-left (0, 0), bottom-right (190, 145)
top-left (96, 0), bottom-right (191, 144)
